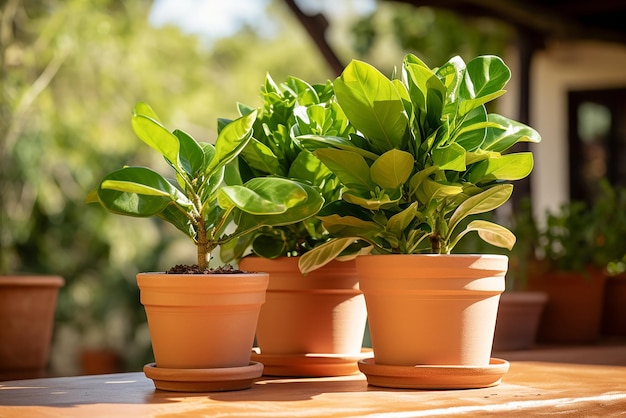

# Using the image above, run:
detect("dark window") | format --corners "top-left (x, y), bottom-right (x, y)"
top-left (568, 88), bottom-right (626, 204)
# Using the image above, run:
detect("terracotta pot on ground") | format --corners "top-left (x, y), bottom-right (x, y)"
top-left (238, 257), bottom-right (368, 376)
top-left (492, 291), bottom-right (548, 351)
top-left (526, 266), bottom-right (606, 344)
top-left (0, 275), bottom-right (64, 380)
top-left (602, 273), bottom-right (626, 337)
top-left (137, 272), bottom-right (268, 391)
top-left (356, 254), bottom-right (506, 367)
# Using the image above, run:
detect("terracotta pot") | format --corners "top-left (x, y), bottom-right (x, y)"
top-left (238, 257), bottom-right (367, 356)
top-left (526, 266), bottom-right (606, 344)
top-left (137, 272), bottom-right (268, 369)
top-left (492, 291), bottom-right (548, 351)
top-left (602, 273), bottom-right (626, 336)
top-left (80, 348), bottom-right (122, 375)
top-left (356, 254), bottom-right (507, 366)
top-left (0, 275), bottom-right (64, 379)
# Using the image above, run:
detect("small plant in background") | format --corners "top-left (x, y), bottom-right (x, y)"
top-left (537, 179), bottom-right (626, 276)
top-left (220, 74), bottom-right (353, 261)
top-left (87, 103), bottom-right (323, 272)
top-left (298, 53), bottom-right (541, 273)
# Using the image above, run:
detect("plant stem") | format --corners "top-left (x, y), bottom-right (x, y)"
top-left (196, 214), bottom-right (210, 270)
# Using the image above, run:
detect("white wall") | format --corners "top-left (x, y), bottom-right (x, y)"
top-left (502, 40), bottom-right (626, 219)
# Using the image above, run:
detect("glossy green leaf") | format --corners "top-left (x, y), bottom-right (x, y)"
top-left (386, 202), bottom-right (419, 236)
top-left (251, 234), bottom-right (288, 259)
top-left (97, 166), bottom-right (192, 217)
top-left (334, 60), bottom-right (408, 152)
top-left (231, 181), bottom-right (324, 234)
top-left (450, 220), bottom-right (515, 251)
top-left (314, 148), bottom-right (373, 190)
top-left (468, 152), bottom-right (534, 183)
top-left (131, 104), bottom-right (180, 166)
top-left (173, 129), bottom-right (205, 178)
top-left (297, 134), bottom-right (380, 161)
top-left (482, 114), bottom-right (542, 152)
top-left (217, 177), bottom-right (308, 215)
top-left (298, 237), bottom-right (362, 274)
top-left (370, 149), bottom-right (414, 190)
top-left (458, 56), bottom-right (510, 116)
top-left (241, 137), bottom-right (284, 176)
top-left (432, 143), bottom-right (466, 171)
top-left (205, 110), bottom-right (257, 175)
top-left (448, 184), bottom-right (513, 234)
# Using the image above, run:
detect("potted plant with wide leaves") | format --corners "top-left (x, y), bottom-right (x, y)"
top-left (298, 53), bottom-right (541, 389)
top-left (221, 74), bottom-right (370, 376)
top-left (87, 102), bottom-right (323, 391)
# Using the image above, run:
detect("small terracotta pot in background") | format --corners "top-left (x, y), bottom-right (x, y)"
top-left (526, 266), bottom-right (606, 344)
top-left (0, 275), bottom-right (64, 380)
top-left (493, 291), bottom-right (548, 351)
top-left (602, 273), bottom-right (626, 337)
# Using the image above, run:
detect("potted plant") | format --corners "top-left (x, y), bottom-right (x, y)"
top-left (221, 74), bottom-right (369, 376)
top-left (0, 275), bottom-right (64, 380)
top-left (525, 180), bottom-right (625, 343)
top-left (87, 102), bottom-right (323, 391)
top-left (297, 53), bottom-right (541, 389)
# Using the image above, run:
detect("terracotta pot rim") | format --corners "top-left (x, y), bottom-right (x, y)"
top-left (358, 253), bottom-right (508, 260)
top-left (0, 275), bottom-right (64, 287)
top-left (137, 271), bottom-right (269, 278)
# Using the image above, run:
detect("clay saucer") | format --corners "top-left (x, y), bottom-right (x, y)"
top-left (252, 348), bottom-right (373, 377)
top-left (358, 357), bottom-right (510, 389)
top-left (143, 361), bottom-right (264, 392)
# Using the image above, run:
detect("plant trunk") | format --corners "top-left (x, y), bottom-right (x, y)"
top-left (196, 216), bottom-right (210, 270)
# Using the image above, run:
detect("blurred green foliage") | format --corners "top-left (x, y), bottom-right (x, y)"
top-left (0, 0), bottom-right (514, 373)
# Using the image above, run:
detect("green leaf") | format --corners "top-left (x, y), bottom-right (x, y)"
top-left (451, 105), bottom-right (488, 151)
top-left (370, 149), bottom-right (414, 190)
top-left (482, 114), bottom-right (542, 152)
top-left (334, 59), bottom-right (408, 152)
top-left (205, 110), bottom-right (257, 175)
top-left (386, 202), bottom-right (418, 236)
top-left (173, 129), bottom-right (205, 178)
top-left (417, 178), bottom-right (463, 206)
top-left (231, 181), bottom-right (324, 235)
top-left (314, 148), bottom-right (373, 190)
top-left (157, 204), bottom-right (195, 239)
top-left (318, 213), bottom-right (379, 235)
top-left (298, 237), bottom-right (361, 274)
top-left (241, 137), bottom-right (285, 176)
top-left (432, 143), bottom-right (466, 171)
top-left (458, 56), bottom-right (510, 116)
top-left (468, 153), bottom-right (534, 183)
top-left (97, 166), bottom-right (192, 217)
top-left (404, 57), bottom-right (446, 133)
top-left (251, 234), bottom-right (288, 259)
top-left (450, 220), bottom-right (516, 251)
top-left (217, 177), bottom-right (308, 215)
top-left (343, 190), bottom-right (400, 211)
top-left (448, 184), bottom-right (513, 234)
top-left (131, 103), bottom-right (180, 166)
top-left (297, 134), bottom-right (380, 161)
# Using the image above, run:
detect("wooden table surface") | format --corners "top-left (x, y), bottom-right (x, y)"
top-left (1, 348), bottom-right (626, 417)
